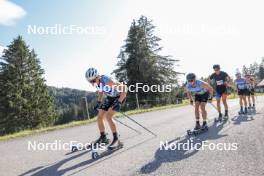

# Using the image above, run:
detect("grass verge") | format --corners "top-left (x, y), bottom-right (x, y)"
top-left (1, 94), bottom-right (262, 141)
top-left (0, 100), bottom-right (189, 141)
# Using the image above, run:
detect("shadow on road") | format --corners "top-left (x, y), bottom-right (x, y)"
top-left (231, 114), bottom-right (254, 125)
top-left (19, 133), bottom-right (152, 176)
top-left (19, 150), bottom-right (91, 176)
top-left (140, 121), bottom-right (228, 174)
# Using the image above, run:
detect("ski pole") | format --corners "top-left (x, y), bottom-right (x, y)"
top-left (209, 102), bottom-right (218, 111)
top-left (114, 118), bottom-right (141, 134)
top-left (120, 112), bottom-right (157, 137)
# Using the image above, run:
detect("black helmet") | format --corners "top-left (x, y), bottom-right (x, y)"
top-left (186, 73), bottom-right (196, 81)
top-left (213, 64), bottom-right (220, 70)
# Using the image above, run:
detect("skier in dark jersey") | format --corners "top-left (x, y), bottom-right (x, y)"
top-left (210, 64), bottom-right (230, 121)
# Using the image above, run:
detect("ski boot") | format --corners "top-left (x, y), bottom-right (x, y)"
top-left (91, 135), bottom-right (110, 149)
top-left (244, 107), bottom-right (248, 114)
top-left (108, 138), bottom-right (123, 150)
top-left (223, 110), bottom-right (229, 121)
top-left (215, 113), bottom-right (223, 122)
top-left (238, 108), bottom-right (244, 115)
top-left (201, 121), bottom-right (209, 131)
top-left (194, 122), bottom-right (201, 131)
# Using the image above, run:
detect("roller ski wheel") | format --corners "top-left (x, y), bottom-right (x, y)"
top-left (215, 116), bottom-right (223, 123)
top-left (71, 146), bottom-right (78, 152)
top-left (91, 151), bottom-right (99, 159)
top-left (238, 111), bottom-right (244, 115)
top-left (91, 141), bottom-right (124, 160)
top-left (187, 127), bottom-right (208, 136)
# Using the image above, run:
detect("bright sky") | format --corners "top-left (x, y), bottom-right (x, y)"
top-left (0, 0), bottom-right (264, 91)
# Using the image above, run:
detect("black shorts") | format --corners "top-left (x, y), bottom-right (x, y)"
top-left (99, 96), bottom-right (119, 111)
top-left (249, 88), bottom-right (255, 95)
top-left (238, 89), bottom-right (250, 96)
top-left (195, 92), bottom-right (209, 103)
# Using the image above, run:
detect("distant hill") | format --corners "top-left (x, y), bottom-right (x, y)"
top-left (48, 86), bottom-right (98, 124)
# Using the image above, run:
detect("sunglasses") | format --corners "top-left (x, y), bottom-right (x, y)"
top-left (188, 80), bottom-right (195, 82)
top-left (89, 79), bottom-right (96, 83)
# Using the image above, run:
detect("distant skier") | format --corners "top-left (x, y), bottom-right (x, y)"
top-left (85, 67), bottom-right (127, 149)
top-left (234, 72), bottom-right (248, 114)
top-left (245, 74), bottom-right (256, 110)
top-left (210, 64), bottom-right (231, 121)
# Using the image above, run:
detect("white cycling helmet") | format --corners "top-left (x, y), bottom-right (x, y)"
top-left (85, 67), bottom-right (98, 82)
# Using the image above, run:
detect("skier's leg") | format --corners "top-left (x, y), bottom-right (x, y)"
top-left (194, 101), bottom-right (201, 130)
top-left (97, 109), bottom-right (106, 133)
top-left (106, 108), bottom-right (117, 134)
top-left (247, 94), bottom-right (252, 108)
top-left (222, 93), bottom-right (229, 117)
top-left (200, 102), bottom-right (208, 129)
top-left (106, 108), bottom-right (120, 149)
top-left (216, 92), bottom-right (222, 118)
top-left (242, 95), bottom-right (248, 114)
top-left (239, 95), bottom-right (244, 114)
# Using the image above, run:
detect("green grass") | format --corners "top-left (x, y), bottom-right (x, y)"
top-left (1, 94), bottom-right (262, 141)
top-left (0, 100), bottom-right (189, 141)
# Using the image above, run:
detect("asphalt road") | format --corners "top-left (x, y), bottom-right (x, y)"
top-left (0, 97), bottom-right (263, 176)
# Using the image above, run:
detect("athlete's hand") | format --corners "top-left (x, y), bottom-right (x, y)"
top-left (190, 100), bottom-right (194, 105)
top-left (208, 96), bottom-right (213, 103)
top-left (112, 100), bottom-right (122, 112)
top-left (93, 101), bottom-right (101, 111)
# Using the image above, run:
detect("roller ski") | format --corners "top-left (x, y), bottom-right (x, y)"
top-left (71, 143), bottom-right (91, 153)
top-left (71, 134), bottom-right (110, 153)
top-left (223, 110), bottom-right (229, 121)
top-left (91, 139), bottom-right (124, 160)
top-left (187, 122), bottom-right (208, 136)
top-left (238, 107), bottom-right (247, 115)
top-left (248, 106), bottom-right (256, 114)
top-left (214, 113), bottom-right (223, 123)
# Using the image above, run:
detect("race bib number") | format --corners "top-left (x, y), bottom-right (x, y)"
top-left (238, 84), bottom-right (245, 89)
top-left (216, 80), bottom-right (224, 85)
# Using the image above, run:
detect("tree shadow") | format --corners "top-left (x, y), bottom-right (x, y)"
top-left (140, 121), bottom-right (228, 174)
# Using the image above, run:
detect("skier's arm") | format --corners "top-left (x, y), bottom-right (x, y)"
top-left (201, 83), bottom-right (214, 97)
top-left (186, 90), bottom-right (193, 104)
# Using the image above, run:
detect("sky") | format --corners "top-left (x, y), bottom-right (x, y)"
top-left (0, 0), bottom-right (264, 91)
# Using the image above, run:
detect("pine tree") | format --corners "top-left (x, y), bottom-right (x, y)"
top-left (258, 59), bottom-right (264, 81)
top-left (113, 16), bottom-right (179, 106)
top-left (0, 36), bottom-right (56, 135)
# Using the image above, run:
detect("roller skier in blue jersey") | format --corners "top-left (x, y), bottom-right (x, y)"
top-left (85, 67), bottom-right (127, 149)
top-left (235, 72), bottom-right (249, 115)
top-left (186, 73), bottom-right (214, 130)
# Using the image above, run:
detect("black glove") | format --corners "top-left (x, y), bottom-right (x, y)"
top-left (112, 100), bottom-right (122, 112)
top-left (190, 99), bottom-right (194, 105)
top-left (93, 101), bottom-right (101, 111)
